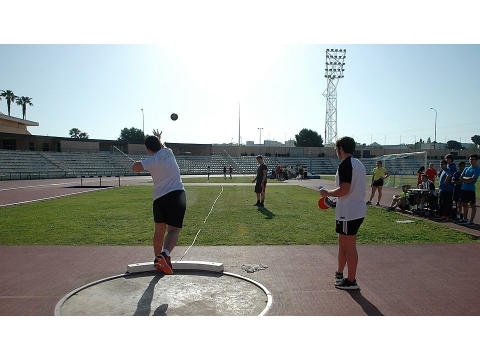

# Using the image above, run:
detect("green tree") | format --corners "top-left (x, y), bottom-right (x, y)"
top-left (15, 96), bottom-right (34, 119)
top-left (69, 128), bottom-right (81, 138)
top-left (118, 127), bottom-right (145, 142)
top-left (1, 90), bottom-right (17, 116)
top-left (294, 128), bottom-right (324, 147)
top-left (79, 132), bottom-right (89, 139)
top-left (471, 135), bottom-right (480, 149)
top-left (447, 140), bottom-right (463, 150)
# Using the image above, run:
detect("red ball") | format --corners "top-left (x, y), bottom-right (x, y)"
top-left (318, 197), bottom-right (329, 210)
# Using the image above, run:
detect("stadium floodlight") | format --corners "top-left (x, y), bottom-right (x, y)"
top-left (430, 107), bottom-right (437, 150)
top-left (323, 48), bottom-right (347, 147)
top-left (257, 127), bottom-right (263, 146)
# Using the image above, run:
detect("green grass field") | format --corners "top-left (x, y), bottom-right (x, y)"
top-left (0, 183), bottom-right (476, 245)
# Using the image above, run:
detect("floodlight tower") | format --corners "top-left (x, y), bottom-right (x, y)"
top-left (323, 48), bottom-right (346, 147)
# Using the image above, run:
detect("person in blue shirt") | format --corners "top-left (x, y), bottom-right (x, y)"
top-left (437, 160), bottom-right (453, 220)
top-left (452, 161), bottom-right (466, 222)
top-left (445, 154), bottom-right (457, 176)
top-left (460, 154), bottom-right (480, 227)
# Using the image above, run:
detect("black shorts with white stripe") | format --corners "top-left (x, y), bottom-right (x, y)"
top-left (335, 218), bottom-right (365, 235)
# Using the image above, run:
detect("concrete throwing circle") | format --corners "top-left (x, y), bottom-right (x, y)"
top-left (55, 270), bottom-right (272, 316)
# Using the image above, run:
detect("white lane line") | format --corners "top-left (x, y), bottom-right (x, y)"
top-left (0, 188), bottom-right (110, 208)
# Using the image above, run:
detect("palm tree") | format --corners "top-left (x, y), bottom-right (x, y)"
top-left (0, 90), bottom-right (17, 116)
top-left (15, 96), bottom-right (34, 120)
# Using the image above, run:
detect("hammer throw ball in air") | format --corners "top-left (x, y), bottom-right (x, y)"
top-left (171, 113), bottom-right (178, 121)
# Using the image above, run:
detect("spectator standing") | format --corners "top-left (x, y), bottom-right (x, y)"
top-left (459, 154), bottom-right (480, 227)
top-left (366, 160), bottom-right (390, 206)
top-left (298, 166), bottom-right (304, 179)
top-left (445, 154), bottom-right (457, 176)
top-left (437, 160), bottom-right (453, 220)
top-left (229, 165), bottom-right (233, 179)
top-left (417, 166), bottom-right (426, 186)
top-left (223, 166), bottom-right (227, 179)
top-left (452, 161), bottom-right (466, 222)
top-left (425, 163), bottom-right (438, 184)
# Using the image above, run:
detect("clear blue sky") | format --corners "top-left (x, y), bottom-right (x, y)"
top-left (1, 2), bottom-right (479, 149)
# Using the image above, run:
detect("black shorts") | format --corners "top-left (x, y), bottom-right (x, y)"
top-left (336, 218), bottom-right (364, 236)
top-left (254, 182), bottom-right (266, 194)
top-left (153, 190), bottom-right (186, 228)
top-left (453, 190), bottom-right (462, 202)
top-left (372, 179), bottom-right (384, 187)
top-left (461, 190), bottom-right (476, 205)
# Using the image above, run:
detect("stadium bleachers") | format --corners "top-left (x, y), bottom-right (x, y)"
top-left (0, 149), bottom-right (431, 181)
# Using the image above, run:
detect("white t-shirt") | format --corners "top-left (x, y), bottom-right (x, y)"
top-left (335, 156), bottom-right (367, 221)
top-left (141, 148), bottom-right (185, 200)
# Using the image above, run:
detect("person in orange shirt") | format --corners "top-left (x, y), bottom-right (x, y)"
top-left (425, 163), bottom-right (438, 184)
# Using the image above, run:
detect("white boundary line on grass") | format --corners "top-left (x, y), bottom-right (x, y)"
top-left (180, 186), bottom-right (224, 260)
top-left (0, 188), bottom-right (111, 208)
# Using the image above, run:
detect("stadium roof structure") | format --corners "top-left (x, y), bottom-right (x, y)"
top-left (0, 112), bottom-right (39, 127)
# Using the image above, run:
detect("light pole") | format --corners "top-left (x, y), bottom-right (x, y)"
top-left (141, 108), bottom-right (144, 137)
top-left (238, 102), bottom-right (240, 146)
top-left (430, 107), bottom-right (437, 150)
top-left (257, 127), bottom-right (263, 145)
top-left (324, 48), bottom-right (346, 146)
top-left (309, 151), bottom-right (312, 174)
top-left (258, 127), bottom-right (263, 154)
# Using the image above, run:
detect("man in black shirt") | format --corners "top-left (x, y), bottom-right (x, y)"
top-left (252, 155), bottom-right (268, 207)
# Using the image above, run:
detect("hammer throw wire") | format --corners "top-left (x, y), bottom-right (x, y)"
top-left (180, 186), bottom-right (224, 260)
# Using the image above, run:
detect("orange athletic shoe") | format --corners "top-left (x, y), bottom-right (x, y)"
top-left (154, 253), bottom-right (173, 275)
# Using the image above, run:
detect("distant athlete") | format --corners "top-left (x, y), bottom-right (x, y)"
top-left (252, 155), bottom-right (268, 207)
top-left (366, 160), bottom-right (390, 206)
top-left (131, 129), bottom-right (186, 274)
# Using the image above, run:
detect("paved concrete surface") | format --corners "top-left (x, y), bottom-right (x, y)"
top-left (56, 270), bottom-right (269, 316)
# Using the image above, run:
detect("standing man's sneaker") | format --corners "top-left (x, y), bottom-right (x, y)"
top-left (335, 278), bottom-right (360, 290)
top-left (375, 201), bottom-right (380, 206)
top-left (366, 201), bottom-right (372, 205)
top-left (335, 271), bottom-right (344, 284)
top-left (457, 219), bottom-right (467, 224)
top-left (253, 201), bottom-right (260, 206)
top-left (465, 220), bottom-right (475, 227)
top-left (154, 253), bottom-right (173, 274)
